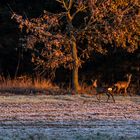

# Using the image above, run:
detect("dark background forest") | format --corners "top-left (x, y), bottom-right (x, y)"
top-left (0, 0), bottom-right (140, 93)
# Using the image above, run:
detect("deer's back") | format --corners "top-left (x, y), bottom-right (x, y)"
top-left (115, 81), bottom-right (128, 88)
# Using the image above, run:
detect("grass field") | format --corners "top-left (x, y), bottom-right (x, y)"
top-left (0, 94), bottom-right (139, 140)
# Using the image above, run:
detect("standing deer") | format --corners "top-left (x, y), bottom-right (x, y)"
top-left (114, 74), bottom-right (132, 95)
top-left (92, 79), bottom-right (115, 103)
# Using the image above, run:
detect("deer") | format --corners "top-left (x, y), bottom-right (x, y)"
top-left (92, 79), bottom-right (115, 103)
top-left (114, 74), bottom-right (132, 95)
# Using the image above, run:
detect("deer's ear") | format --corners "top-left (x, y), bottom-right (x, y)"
top-left (94, 79), bottom-right (97, 83)
top-left (91, 79), bottom-right (97, 82)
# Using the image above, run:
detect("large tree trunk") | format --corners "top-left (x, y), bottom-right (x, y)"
top-left (71, 36), bottom-right (80, 93)
top-left (67, 10), bottom-right (80, 93)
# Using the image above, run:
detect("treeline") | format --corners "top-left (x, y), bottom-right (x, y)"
top-left (0, 0), bottom-right (140, 92)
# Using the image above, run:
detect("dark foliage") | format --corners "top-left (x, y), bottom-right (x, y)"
top-left (0, 0), bottom-right (139, 93)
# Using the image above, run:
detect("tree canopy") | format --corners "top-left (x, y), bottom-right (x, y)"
top-left (11, 0), bottom-right (140, 91)
top-left (89, 0), bottom-right (140, 52)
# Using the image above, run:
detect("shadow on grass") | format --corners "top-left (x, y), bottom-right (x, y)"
top-left (0, 87), bottom-right (69, 96)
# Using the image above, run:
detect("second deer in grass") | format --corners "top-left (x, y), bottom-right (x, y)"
top-left (114, 74), bottom-right (132, 95)
top-left (92, 79), bottom-right (115, 103)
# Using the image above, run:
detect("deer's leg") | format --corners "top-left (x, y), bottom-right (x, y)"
top-left (125, 88), bottom-right (127, 96)
top-left (117, 87), bottom-right (120, 94)
top-left (110, 93), bottom-right (115, 103)
top-left (106, 93), bottom-right (110, 102)
top-left (118, 87), bottom-right (123, 95)
top-left (113, 87), bottom-right (117, 95)
top-left (123, 88), bottom-right (127, 96)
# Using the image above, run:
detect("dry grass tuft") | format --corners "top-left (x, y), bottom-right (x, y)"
top-left (33, 78), bottom-right (54, 89)
top-left (0, 75), bottom-right (55, 89)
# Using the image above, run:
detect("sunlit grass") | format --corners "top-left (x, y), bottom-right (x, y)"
top-left (0, 75), bottom-right (57, 90)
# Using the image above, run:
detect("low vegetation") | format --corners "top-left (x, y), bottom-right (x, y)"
top-left (0, 75), bottom-right (60, 95)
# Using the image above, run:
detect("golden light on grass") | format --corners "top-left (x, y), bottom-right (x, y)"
top-left (0, 75), bottom-right (56, 90)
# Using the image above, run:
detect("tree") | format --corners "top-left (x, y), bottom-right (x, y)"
top-left (12, 0), bottom-right (140, 93)
top-left (88, 0), bottom-right (140, 52)
top-left (12, 0), bottom-right (90, 93)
